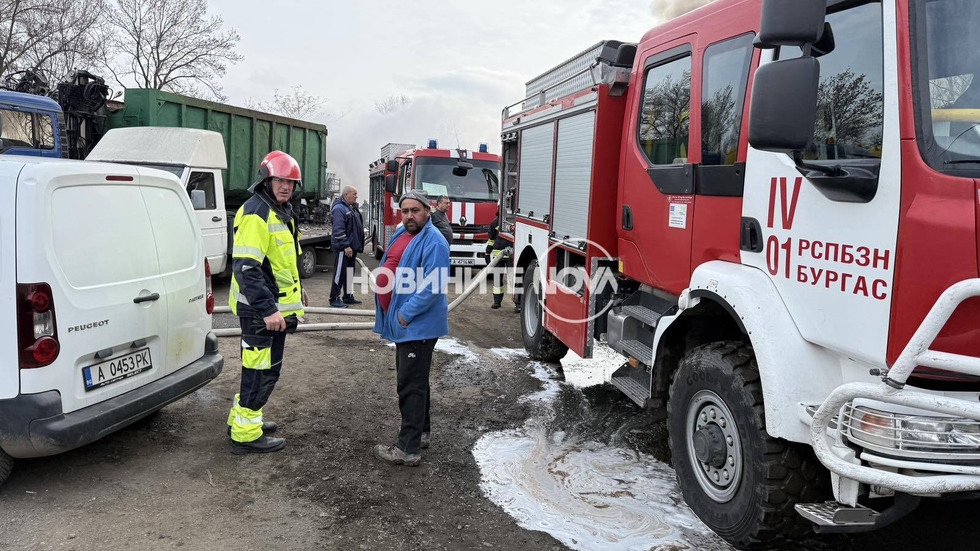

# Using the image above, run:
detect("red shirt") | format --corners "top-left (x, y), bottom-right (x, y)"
top-left (377, 232), bottom-right (417, 313)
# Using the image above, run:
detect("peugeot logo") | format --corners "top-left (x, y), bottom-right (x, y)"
top-left (458, 216), bottom-right (467, 227)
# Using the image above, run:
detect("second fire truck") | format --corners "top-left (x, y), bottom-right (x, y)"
top-left (368, 141), bottom-right (502, 266)
top-left (500, 0), bottom-right (980, 547)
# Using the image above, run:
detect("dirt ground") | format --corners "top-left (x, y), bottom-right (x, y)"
top-left (2, 252), bottom-right (980, 551)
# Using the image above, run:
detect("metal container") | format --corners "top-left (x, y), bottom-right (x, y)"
top-left (102, 88), bottom-right (328, 210)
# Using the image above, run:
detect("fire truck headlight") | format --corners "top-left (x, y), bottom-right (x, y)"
top-left (844, 405), bottom-right (980, 455)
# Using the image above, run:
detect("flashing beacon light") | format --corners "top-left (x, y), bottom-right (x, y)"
top-left (478, 143), bottom-right (489, 153)
top-left (427, 139), bottom-right (438, 149)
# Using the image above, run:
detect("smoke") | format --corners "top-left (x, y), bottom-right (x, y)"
top-left (649, 0), bottom-right (713, 20)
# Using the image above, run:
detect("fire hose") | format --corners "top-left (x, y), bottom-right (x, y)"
top-left (212, 247), bottom-right (512, 337)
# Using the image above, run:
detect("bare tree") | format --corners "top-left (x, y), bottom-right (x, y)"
top-left (815, 69), bottom-right (884, 149)
top-left (246, 85), bottom-right (327, 120)
top-left (106, 0), bottom-right (242, 100)
top-left (375, 94), bottom-right (411, 115)
top-left (0, 0), bottom-right (111, 85)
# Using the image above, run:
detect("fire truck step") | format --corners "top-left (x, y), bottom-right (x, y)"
top-left (620, 305), bottom-right (664, 327)
top-left (795, 502), bottom-right (879, 530)
top-left (610, 357), bottom-right (651, 408)
top-left (619, 339), bottom-right (654, 366)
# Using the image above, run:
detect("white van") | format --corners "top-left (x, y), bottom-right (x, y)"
top-left (0, 156), bottom-right (223, 485)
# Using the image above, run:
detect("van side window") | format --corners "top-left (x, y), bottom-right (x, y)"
top-left (37, 115), bottom-right (55, 150)
top-left (778, 3), bottom-right (885, 161)
top-left (637, 55), bottom-right (692, 165)
top-left (0, 109), bottom-right (34, 150)
top-left (701, 34), bottom-right (755, 166)
top-left (187, 171), bottom-right (217, 210)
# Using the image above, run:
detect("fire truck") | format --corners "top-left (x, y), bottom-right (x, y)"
top-left (500, 0), bottom-right (980, 547)
top-left (368, 141), bottom-right (502, 266)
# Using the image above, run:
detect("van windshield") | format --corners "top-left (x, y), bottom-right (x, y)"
top-left (913, 0), bottom-right (980, 172)
top-left (414, 157), bottom-right (500, 202)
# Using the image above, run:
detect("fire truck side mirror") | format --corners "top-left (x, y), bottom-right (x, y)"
top-left (755, 0), bottom-right (826, 48)
top-left (384, 174), bottom-right (397, 194)
top-left (748, 56), bottom-right (819, 153)
top-left (386, 160), bottom-right (399, 172)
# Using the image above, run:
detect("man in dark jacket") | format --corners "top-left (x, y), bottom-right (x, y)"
top-left (329, 186), bottom-right (364, 308)
top-left (430, 195), bottom-right (453, 245)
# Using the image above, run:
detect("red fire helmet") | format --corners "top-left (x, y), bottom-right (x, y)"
top-left (251, 150), bottom-right (303, 190)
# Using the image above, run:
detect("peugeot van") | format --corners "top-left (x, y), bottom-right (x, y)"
top-left (0, 156), bottom-right (223, 485)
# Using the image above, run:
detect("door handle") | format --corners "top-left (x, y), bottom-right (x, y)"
top-left (212, 216), bottom-right (223, 222)
top-left (133, 293), bottom-right (161, 304)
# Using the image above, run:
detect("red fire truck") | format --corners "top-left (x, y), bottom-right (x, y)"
top-left (500, 0), bottom-right (980, 546)
top-left (368, 141), bottom-right (502, 266)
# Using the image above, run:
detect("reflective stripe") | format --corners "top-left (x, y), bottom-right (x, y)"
top-left (268, 223), bottom-right (290, 233)
top-left (277, 301), bottom-right (304, 312)
top-left (232, 286), bottom-right (250, 305)
top-left (229, 401), bottom-right (263, 442)
top-left (233, 245), bottom-right (264, 259)
top-left (243, 346), bottom-right (272, 370)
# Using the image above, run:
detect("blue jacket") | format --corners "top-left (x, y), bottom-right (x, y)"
top-left (331, 198), bottom-right (364, 251)
top-left (374, 220), bottom-right (450, 343)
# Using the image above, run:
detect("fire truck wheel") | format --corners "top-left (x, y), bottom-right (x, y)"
top-left (299, 248), bottom-right (317, 279)
top-left (0, 449), bottom-right (12, 487)
top-left (667, 341), bottom-right (825, 549)
top-left (520, 259), bottom-right (568, 362)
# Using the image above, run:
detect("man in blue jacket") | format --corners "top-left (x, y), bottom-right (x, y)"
top-left (330, 186), bottom-right (364, 308)
top-left (373, 190), bottom-right (450, 466)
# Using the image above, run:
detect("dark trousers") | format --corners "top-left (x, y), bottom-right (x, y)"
top-left (330, 250), bottom-right (356, 300)
top-left (395, 338), bottom-right (437, 454)
top-left (239, 315), bottom-right (287, 411)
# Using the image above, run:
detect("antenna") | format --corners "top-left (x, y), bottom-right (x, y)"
top-left (453, 125), bottom-right (461, 149)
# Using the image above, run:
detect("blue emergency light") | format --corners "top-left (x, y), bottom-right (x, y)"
top-left (478, 143), bottom-right (489, 153)
top-left (428, 139), bottom-right (438, 149)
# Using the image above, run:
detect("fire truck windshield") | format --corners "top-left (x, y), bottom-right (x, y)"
top-left (913, 0), bottom-right (980, 172)
top-left (414, 157), bottom-right (500, 202)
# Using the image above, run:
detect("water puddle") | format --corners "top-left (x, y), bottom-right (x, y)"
top-left (473, 351), bottom-right (732, 551)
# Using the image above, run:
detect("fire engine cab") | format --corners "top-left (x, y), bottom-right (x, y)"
top-left (500, 0), bottom-right (980, 547)
top-left (368, 141), bottom-right (502, 266)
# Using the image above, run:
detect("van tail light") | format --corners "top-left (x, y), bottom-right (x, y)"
top-left (204, 259), bottom-right (215, 314)
top-left (17, 283), bottom-right (60, 368)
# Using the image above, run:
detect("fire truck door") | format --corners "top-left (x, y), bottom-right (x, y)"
top-left (740, 2), bottom-right (899, 365)
top-left (619, 38), bottom-right (697, 296)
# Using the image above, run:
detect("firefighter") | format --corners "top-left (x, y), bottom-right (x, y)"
top-left (226, 151), bottom-right (309, 454)
top-left (487, 212), bottom-right (517, 311)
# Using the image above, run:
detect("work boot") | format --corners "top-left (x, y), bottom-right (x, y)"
top-left (227, 421), bottom-right (277, 437)
top-left (342, 294), bottom-right (362, 305)
top-left (491, 302), bottom-right (501, 309)
top-left (230, 435), bottom-right (286, 455)
top-left (421, 432), bottom-right (430, 449)
top-left (372, 444), bottom-right (421, 466)
top-left (329, 298), bottom-right (349, 309)
top-left (492, 293), bottom-right (503, 309)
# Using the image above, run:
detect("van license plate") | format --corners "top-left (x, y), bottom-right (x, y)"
top-left (83, 348), bottom-right (152, 391)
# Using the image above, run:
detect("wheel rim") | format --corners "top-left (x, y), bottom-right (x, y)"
top-left (685, 389), bottom-right (742, 503)
top-left (523, 267), bottom-right (540, 337)
top-left (302, 251), bottom-right (315, 273)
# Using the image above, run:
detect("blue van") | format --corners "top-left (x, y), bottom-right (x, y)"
top-left (0, 91), bottom-right (65, 158)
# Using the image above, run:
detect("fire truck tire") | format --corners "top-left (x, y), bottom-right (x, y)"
top-left (0, 449), bottom-right (12, 487)
top-left (520, 259), bottom-right (568, 362)
top-left (299, 248), bottom-right (317, 279)
top-left (667, 341), bottom-right (825, 549)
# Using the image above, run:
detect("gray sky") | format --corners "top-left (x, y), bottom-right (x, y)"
top-left (209, 0), bottom-right (707, 196)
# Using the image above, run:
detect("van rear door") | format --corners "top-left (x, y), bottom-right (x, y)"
top-left (137, 167), bottom-right (210, 374)
top-left (16, 161), bottom-right (171, 414)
